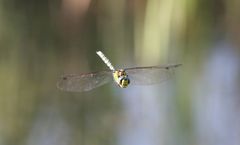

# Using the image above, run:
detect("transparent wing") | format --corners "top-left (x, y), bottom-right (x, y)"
top-left (125, 64), bottom-right (181, 85)
top-left (57, 70), bottom-right (113, 92)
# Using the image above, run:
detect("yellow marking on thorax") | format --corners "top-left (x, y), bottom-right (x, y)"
top-left (113, 71), bottom-right (119, 84)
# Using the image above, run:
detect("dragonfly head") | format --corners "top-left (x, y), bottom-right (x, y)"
top-left (113, 69), bottom-right (130, 88)
top-left (119, 75), bottom-right (130, 88)
top-left (119, 70), bottom-right (130, 88)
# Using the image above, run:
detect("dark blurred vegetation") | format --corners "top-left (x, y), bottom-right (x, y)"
top-left (0, 0), bottom-right (240, 145)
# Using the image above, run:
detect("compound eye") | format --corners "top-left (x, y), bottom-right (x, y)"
top-left (118, 71), bottom-right (122, 76)
top-left (118, 69), bottom-right (126, 76)
top-left (119, 71), bottom-right (123, 76)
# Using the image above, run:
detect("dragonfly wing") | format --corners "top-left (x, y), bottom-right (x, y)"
top-left (57, 70), bottom-right (113, 92)
top-left (125, 64), bottom-right (181, 85)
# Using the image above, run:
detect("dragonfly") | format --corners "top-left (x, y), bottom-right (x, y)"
top-left (57, 51), bottom-right (181, 92)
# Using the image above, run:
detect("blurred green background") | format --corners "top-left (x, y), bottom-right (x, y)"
top-left (1, 0), bottom-right (240, 145)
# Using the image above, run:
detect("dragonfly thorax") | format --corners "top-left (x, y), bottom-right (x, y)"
top-left (113, 69), bottom-right (130, 88)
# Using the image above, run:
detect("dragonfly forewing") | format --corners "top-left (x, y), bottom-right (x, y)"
top-left (125, 64), bottom-right (181, 85)
top-left (57, 70), bottom-right (113, 92)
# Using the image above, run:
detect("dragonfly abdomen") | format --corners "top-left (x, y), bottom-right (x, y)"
top-left (96, 51), bottom-right (115, 71)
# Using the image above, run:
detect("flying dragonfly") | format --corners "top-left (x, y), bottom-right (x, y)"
top-left (57, 51), bottom-right (181, 92)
